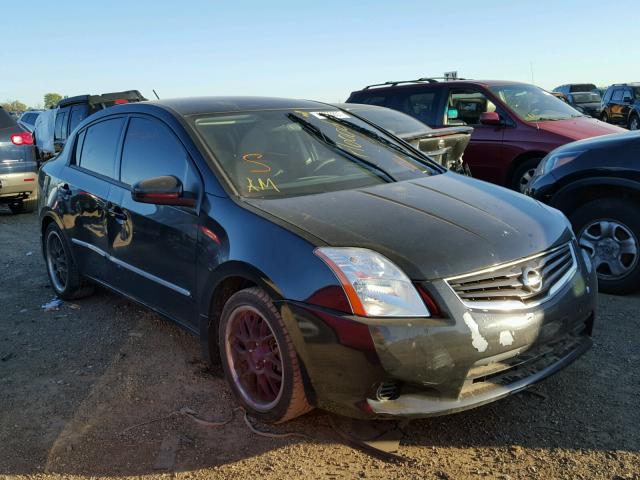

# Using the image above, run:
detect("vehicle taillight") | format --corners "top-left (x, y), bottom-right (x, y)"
top-left (11, 132), bottom-right (34, 146)
top-left (114, 99), bottom-right (129, 105)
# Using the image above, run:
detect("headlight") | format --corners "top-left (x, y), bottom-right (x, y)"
top-left (537, 150), bottom-right (585, 176)
top-left (314, 247), bottom-right (430, 317)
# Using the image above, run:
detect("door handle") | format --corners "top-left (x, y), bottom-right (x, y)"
top-left (107, 205), bottom-right (128, 221)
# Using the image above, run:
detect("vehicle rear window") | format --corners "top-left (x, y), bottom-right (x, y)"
top-left (77, 118), bottom-right (125, 178)
top-left (569, 84), bottom-right (596, 93)
top-left (344, 105), bottom-right (431, 137)
top-left (0, 107), bottom-right (17, 129)
top-left (69, 105), bottom-right (89, 132)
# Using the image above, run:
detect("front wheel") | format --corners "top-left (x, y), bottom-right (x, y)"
top-left (570, 199), bottom-right (640, 294)
top-left (219, 287), bottom-right (312, 423)
top-left (511, 158), bottom-right (542, 193)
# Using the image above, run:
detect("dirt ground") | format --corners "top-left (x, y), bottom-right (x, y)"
top-left (0, 208), bottom-right (638, 480)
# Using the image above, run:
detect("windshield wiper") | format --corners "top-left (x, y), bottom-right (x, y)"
top-left (320, 113), bottom-right (425, 162)
top-left (286, 113), bottom-right (395, 182)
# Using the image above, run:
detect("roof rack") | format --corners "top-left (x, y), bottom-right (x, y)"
top-left (363, 77), bottom-right (467, 90)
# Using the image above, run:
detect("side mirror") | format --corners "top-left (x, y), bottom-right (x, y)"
top-left (623, 96), bottom-right (633, 104)
top-left (479, 111), bottom-right (501, 125)
top-left (132, 175), bottom-right (196, 207)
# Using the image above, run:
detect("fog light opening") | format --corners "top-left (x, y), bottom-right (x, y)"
top-left (376, 381), bottom-right (401, 401)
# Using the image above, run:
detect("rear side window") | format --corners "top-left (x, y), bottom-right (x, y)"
top-left (54, 109), bottom-right (68, 141)
top-left (359, 95), bottom-right (388, 106)
top-left (78, 118), bottom-right (125, 178)
top-left (612, 89), bottom-right (623, 102)
top-left (602, 89), bottom-right (612, 103)
top-left (69, 105), bottom-right (89, 133)
top-left (401, 92), bottom-right (438, 125)
top-left (120, 117), bottom-right (196, 191)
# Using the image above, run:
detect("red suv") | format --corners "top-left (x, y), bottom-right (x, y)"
top-left (347, 79), bottom-right (624, 191)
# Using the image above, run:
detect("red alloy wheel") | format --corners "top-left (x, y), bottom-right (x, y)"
top-left (225, 306), bottom-right (284, 411)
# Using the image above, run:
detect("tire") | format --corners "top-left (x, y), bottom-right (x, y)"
top-left (44, 223), bottom-right (94, 300)
top-left (569, 198), bottom-right (640, 294)
top-left (600, 112), bottom-right (609, 123)
top-left (629, 114), bottom-right (640, 131)
top-left (219, 287), bottom-right (312, 423)
top-left (511, 157), bottom-right (542, 193)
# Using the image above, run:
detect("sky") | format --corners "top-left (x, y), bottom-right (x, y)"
top-left (6, 0), bottom-right (639, 108)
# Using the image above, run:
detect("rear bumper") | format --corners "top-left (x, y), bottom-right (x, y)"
top-left (0, 170), bottom-right (38, 203)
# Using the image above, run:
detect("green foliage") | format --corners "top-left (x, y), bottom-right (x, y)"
top-left (44, 93), bottom-right (63, 109)
top-left (1, 100), bottom-right (28, 112)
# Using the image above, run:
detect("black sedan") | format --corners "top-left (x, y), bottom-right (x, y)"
top-left (39, 97), bottom-right (596, 422)
top-left (528, 131), bottom-right (640, 294)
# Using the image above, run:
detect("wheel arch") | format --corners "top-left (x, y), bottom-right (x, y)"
top-left (549, 177), bottom-right (640, 217)
top-left (507, 150), bottom-right (547, 185)
top-left (40, 212), bottom-right (64, 258)
top-left (199, 261), bottom-right (317, 403)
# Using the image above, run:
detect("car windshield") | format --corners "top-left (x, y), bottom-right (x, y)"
top-left (571, 92), bottom-right (601, 104)
top-left (193, 109), bottom-right (437, 198)
top-left (490, 84), bottom-right (583, 121)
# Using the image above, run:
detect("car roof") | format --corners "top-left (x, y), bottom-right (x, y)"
top-left (352, 79), bottom-right (527, 93)
top-left (144, 96), bottom-right (332, 116)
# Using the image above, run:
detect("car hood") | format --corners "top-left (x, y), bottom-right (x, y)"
top-left (535, 117), bottom-right (624, 140)
top-left (246, 173), bottom-right (572, 280)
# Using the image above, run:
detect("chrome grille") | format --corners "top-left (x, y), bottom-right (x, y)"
top-left (446, 242), bottom-right (577, 310)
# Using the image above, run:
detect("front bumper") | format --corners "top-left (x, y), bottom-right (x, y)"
top-left (280, 244), bottom-right (597, 419)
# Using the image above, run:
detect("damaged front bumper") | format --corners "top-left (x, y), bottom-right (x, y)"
top-left (280, 241), bottom-right (597, 419)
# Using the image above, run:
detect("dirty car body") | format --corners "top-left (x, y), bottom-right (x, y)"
top-left (38, 97), bottom-right (596, 420)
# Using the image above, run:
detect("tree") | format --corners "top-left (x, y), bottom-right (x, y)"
top-left (44, 93), bottom-right (63, 109)
top-left (1, 100), bottom-right (28, 112)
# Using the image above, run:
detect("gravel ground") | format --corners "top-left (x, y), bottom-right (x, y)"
top-left (0, 208), bottom-right (638, 479)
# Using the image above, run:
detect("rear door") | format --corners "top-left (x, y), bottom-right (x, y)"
top-left (62, 116), bottom-right (126, 283)
top-left (610, 88), bottom-right (625, 124)
top-left (106, 115), bottom-right (201, 327)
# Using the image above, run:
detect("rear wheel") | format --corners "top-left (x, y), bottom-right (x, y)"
top-left (629, 114), bottom-right (640, 131)
top-left (511, 158), bottom-right (542, 193)
top-left (219, 287), bottom-right (312, 423)
top-left (570, 199), bottom-right (640, 294)
top-left (600, 112), bottom-right (609, 123)
top-left (44, 223), bottom-right (94, 300)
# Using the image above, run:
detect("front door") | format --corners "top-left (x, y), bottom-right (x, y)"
top-left (106, 115), bottom-right (202, 327)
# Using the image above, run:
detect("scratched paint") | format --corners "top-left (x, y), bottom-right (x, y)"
top-left (499, 330), bottom-right (514, 347)
top-left (462, 312), bottom-right (488, 353)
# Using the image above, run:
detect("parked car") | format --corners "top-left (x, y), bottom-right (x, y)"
top-left (332, 103), bottom-right (473, 173)
top-left (18, 110), bottom-right (42, 133)
top-left (600, 83), bottom-right (640, 130)
top-left (0, 106), bottom-right (38, 213)
top-left (527, 131), bottom-right (640, 294)
top-left (39, 97), bottom-right (597, 423)
top-left (33, 109), bottom-right (57, 162)
top-left (52, 90), bottom-right (147, 153)
top-left (347, 78), bottom-right (623, 192)
top-left (563, 92), bottom-right (602, 118)
top-left (553, 84), bottom-right (598, 96)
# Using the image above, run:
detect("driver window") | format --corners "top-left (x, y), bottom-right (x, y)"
top-left (445, 89), bottom-right (496, 126)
